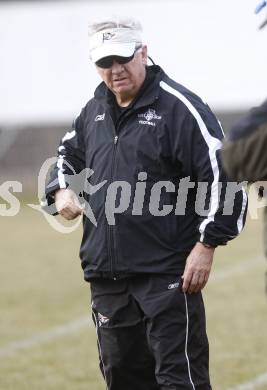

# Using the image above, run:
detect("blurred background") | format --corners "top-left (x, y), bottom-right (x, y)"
top-left (0, 1), bottom-right (267, 389)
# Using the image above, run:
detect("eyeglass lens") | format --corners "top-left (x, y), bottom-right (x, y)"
top-left (96, 54), bottom-right (135, 69)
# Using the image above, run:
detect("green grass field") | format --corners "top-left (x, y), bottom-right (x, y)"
top-left (0, 202), bottom-right (267, 390)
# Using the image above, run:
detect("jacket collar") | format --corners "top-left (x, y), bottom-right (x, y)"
top-left (94, 65), bottom-right (164, 110)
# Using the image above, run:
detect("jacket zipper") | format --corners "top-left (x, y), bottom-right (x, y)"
top-left (107, 109), bottom-right (133, 279)
top-left (107, 132), bottom-right (119, 279)
top-left (106, 104), bottom-right (155, 279)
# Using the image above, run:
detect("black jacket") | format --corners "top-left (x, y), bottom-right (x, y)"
top-left (44, 65), bottom-right (247, 281)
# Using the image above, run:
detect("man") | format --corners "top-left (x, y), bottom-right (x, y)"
top-left (221, 1), bottom-right (267, 295)
top-left (44, 17), bottom-right (247, 390)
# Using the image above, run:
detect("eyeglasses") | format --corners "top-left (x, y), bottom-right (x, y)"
top-left (95, 47), bottom-right (141, 69)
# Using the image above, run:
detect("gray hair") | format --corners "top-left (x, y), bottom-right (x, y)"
top-left (88, 16), bottom-right (143, 39)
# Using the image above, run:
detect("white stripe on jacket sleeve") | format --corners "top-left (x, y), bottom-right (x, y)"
top-left (160, 81), bottom-right (222, 241)
top-left (56, 130), bottom-right (76, 189)
top-left (237, 188), bottom-right (248, 234)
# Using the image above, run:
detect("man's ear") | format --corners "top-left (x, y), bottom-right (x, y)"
top-left (141, 45), bottom-right (148, 65)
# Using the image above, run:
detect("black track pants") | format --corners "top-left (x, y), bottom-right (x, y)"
top-left (90, 274), bottom-right (211, 390)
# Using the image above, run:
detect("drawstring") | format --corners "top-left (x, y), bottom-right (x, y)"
top-left (148, 56), bottom-right (156, 65)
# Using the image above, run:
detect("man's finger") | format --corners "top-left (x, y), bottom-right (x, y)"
top-left (195, 272), bottom-right (206, 292)
top-left (59, 205), bottom-right (83, 220)
top-left (182, 269), bottom-right (193, 293)
top-left (188, 273), bottom-right (200, 294)
top-left (194, 272), bottom-right (210, 292)
top-left (202, 272), bottom-right (210, 289)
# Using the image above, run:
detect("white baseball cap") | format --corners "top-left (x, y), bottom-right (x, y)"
top-left (89, 21), bottom-right (142, 63)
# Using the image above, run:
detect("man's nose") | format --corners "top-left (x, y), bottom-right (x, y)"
top-left (111, 61), bottom-right (124, 73)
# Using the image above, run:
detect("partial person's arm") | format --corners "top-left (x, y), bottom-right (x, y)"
top-left (43, 109), bottom-right (86, 218)
top-left (171, 102), bottom-right (248, 293)
top-left (221, 101), bottom-right (267, 286)
top-left (221, 100), bottom-right (267, 182)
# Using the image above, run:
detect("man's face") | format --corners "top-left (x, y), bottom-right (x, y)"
top-left (95, 46), bottom-right (148, 106)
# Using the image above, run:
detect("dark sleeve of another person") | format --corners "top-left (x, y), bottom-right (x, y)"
top-left (221, 99), bottom-right (267, 182)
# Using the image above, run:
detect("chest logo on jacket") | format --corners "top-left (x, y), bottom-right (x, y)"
top-left (95, 113), bottom-right (105, 122)
top-left (138, 109), bottom-right (162, 127)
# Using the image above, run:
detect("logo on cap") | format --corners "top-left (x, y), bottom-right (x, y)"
top-left (103, 32), bottom-right (115, 41)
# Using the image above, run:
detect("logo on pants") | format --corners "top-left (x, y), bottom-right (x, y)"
top-left (168, 282), bottom-right (179, 290)
top-left (98, 312), bottom-right (110, 326)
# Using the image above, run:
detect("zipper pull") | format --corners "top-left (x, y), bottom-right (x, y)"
top-left (114, 135), bottom-right (118, 144)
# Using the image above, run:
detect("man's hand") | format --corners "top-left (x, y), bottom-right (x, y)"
top-left (55, 188), bottom-right (84, 220)
top-left (182, 242), bottom-right (215, 294)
